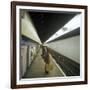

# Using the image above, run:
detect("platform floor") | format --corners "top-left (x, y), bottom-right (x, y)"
top-left (23, 48), bottom-right (64, 78)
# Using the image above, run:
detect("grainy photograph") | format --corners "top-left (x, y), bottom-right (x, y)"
top-left (20, 9), bottom-right (81, 79)
top-left (11, 1), bottom-right (87, 89)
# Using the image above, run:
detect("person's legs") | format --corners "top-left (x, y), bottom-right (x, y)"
top-left (45, 63), bottom-right (49, 74)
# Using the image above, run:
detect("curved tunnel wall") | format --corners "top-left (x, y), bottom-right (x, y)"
top-left (46, 35), bottom-right (80, 64)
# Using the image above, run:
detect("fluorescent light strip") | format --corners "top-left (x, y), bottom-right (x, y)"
top-left (45, 14), bottom-right (81, 43)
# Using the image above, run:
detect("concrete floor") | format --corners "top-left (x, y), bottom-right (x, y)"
top-left (23, 48), bottom-right (64, 78)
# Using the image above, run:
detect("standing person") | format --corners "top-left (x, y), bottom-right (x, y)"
top-left (41, 46), bottom-right (50, 74)
top-left (31, 46), bottom-right (33, 61)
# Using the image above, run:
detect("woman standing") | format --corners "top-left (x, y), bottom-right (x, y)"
top-left (41, 46), bottom-right (51, 74)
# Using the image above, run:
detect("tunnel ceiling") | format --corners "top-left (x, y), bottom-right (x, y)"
top-left (47, 27), bottom-right (80, 43)
top-left (28, 11), bottom-right (79, 43)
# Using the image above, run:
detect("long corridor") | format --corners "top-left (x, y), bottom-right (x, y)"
top-left (20, 10), bottom-right (80, 79)
top-left (23, 48), bottom-right (65, 78)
